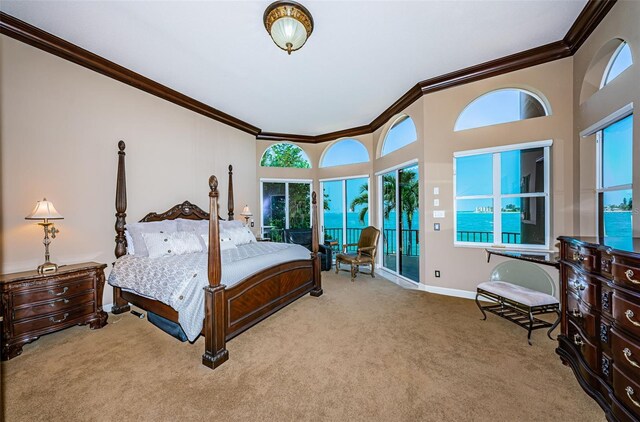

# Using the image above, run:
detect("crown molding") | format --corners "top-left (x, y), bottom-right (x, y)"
top-left (0, 12), bottom-right (260, 137)
top-left (0, 0), bottom-right (617, 144)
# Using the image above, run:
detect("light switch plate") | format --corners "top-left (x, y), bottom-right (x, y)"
top-left (433, 187), bottom-right (440, 195)
top-left (433, 199), bottom-right (440, 207)
top-left (433, 210), bottom-right (445, 218)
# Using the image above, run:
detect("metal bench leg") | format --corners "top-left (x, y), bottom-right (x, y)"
top-left (547, 309), bottom-right (561, 340)
top-left (527, 310), bottom-right (534, 346)
top-left (475, 292), bottom-right (487, 321)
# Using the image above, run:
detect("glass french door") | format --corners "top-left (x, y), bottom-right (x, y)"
top-left (261, 180), bottom-right (312, 242)
top-left (380, 164), bottom-right (420, 282)
top-left (321, 177), bottom-right (369, 254)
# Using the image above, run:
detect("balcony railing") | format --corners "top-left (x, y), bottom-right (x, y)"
top-left (324, 227), bottom-right (420, 257)
top-left (456, 231), bottom-right (521, 244)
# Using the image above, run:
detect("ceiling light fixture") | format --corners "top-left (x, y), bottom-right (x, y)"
top-left (263, 1), bottom-right (314, 55)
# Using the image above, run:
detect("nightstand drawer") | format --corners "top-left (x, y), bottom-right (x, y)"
top-left (13, 291), bottom-right (95, 321)
top-left (12, 277), bottom-right (94, 306)
top-left (13, 302), bottom-right (95, 336)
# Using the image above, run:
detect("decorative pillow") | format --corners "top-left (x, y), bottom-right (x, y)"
top-left (220, 220), bottom-right (244, 231)
top-left (126, 220), bottom-right (178, 257)
top-left (142, 231), bottom-right (203, 259)
top-left (124, 230), bottom-right (135, 255)
top-left (176, 218), bottom-right (208, 235)
top-left (226, 227), bottom-right (257, 246)
top-left (200, 234), bottom-right (238, 251)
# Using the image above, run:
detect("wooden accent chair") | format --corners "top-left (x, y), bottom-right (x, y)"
top-left (335, 226), bottom-right (381, 281)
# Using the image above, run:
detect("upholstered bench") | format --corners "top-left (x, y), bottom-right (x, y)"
top-left (475, 261), bottom-right (560, 345)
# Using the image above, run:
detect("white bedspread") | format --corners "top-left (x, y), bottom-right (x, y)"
top-left (108, 242), bottom-right (311, 341)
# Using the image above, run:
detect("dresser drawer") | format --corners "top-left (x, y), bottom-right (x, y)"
top-left (613, 364), bottom-right (640, 417)
top-left (613, 292), bottom-right (640, 339)
top-left (12, 277), bottom-right (95, 306)
top-left (612, 329), bottom-right (640, 381)
top-left (566, 265), bottom-right (598, 307)
top-left (568, 320), bottom-right (598, 371)
top-left (564, 244), bottom-right (596, 272)
top-left (567, 293), bottom-right (597, 340)
top-left (12, 302), bottom-right (94, 336)
top-left (13, 291), bottom-right (95, 321)
top-left (612, 262), bottom-right (640, 292)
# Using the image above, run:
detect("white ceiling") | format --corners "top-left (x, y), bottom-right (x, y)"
top-left (2, 0), bottom-right (587, 136)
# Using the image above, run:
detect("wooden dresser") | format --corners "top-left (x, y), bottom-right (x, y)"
top-left (0, 262), bottom-right (108, 360)
top-left (557, 236), bottom-right (640, 421)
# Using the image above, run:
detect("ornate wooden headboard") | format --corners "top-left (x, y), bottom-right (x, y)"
top-left (114, 141), bottom-right (235, 258)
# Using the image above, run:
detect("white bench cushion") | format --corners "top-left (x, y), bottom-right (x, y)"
top-left (477, 280), bottom-right (559, 307)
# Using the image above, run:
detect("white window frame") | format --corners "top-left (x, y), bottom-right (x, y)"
top-left (595, 114), bottom-right (634, 237)
top-left (319, 175), bottom-right (371, 247)
top-left (453, 140), bottom-right (552, 251)
top-left (259, 178), bottom-right (313, 238)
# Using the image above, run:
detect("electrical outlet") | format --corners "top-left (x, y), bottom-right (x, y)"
top-left (250, 219), bottom-right (254, 228)
top-left (435, 270), bottom-right (441, 278)
top-left (434, 223), bottom-right (440, 231)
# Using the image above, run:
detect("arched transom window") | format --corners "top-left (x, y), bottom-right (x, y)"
top-left (601, 41), bottom-right (633, 87)
top-left (454, 89), bottom-right (550, 131)
top-left (260, 143), bottom-right (311, 168)
top-left (381, 115), bottom-right (417, 156)
top-left (321, 139), bottom-right (369, 167)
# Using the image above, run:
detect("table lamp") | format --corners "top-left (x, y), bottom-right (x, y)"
top-left (240, 205), bottom-right (253, 225)
top-left (25, 198), bottom-right (64, 274)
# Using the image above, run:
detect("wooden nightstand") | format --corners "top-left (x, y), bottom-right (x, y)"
top-left (0, 262), bottom-right (108, 360)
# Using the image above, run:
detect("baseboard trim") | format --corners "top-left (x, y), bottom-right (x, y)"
top-left (416, 284), bottom-right (478, 300)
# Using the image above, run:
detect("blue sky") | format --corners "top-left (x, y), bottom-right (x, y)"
top-left (323, 178), bottom-right (368, 215)
top-left (602, 114), bottom-right (633, 206)
top-left (321, 139), bottom-right (369, 167)
top-left (604, 43), bottom-right (633, 85)
top-left (456, 90), bottom-right (532, 131)
top-left (381, 117), bottom-right (417, 156)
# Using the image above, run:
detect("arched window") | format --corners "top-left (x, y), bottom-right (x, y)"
top-left (381, 115), bottom-right (417, 156)
top-left (260, 143), bottom-right (311, 168)
top-left (601, 42), bottom-right (633, 87)
top-left (320, 139), bottom-right (369, 167)
top-left (454, 89), bottom-right (549, 131)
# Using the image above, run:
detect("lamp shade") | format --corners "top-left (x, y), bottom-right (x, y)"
top-left (240, 205), bottom-right (253, 217)
top-left (264, 1), bottom-right (313, 55)
top-left (25, 198), bottom-right (63, 220)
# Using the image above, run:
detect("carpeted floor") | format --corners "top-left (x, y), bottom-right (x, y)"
top-left (2, 272), bottom-right (604, 421)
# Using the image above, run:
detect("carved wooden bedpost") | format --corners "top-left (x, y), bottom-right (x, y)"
top-left (202, 175), bottom-right (229, 369)
top-left (228, 165), bottom-right (234, 221)
top-left (112, 140), bottom-right (131, 314)
top-left (310, 191), bottom-right (323, 297)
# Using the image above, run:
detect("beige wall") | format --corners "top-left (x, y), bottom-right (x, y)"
top-left (573, 0), bottom-right (639, 237)
top-left (0, 36), bottom-right (257, 306)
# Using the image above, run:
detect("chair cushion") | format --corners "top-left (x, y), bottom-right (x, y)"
top-left (477, 281), bottom-right (559, 307)
top-left (336, 253), bottom-right (373, 264)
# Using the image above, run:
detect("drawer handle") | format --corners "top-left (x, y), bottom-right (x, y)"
top-left (572, 251), bottom-right (584, 262)
top-left (48, 286), bottom-right (69, 296)
top-left (571, 309), bottom-right (583, 318)
top-left (625, 310), bottom-right (640, 327)
top-left (626, 386), bottom-right (640, 408)
top-left (626, 269), bottom-right (639, 285)
top-left (49, 313), bottom-right (69, 323)
top-left (623, 348), bottom-right (640, 369)
top-left (573, 334), bottom-right (584, 347)
top-left (49, 298), bottom-right (70, 307)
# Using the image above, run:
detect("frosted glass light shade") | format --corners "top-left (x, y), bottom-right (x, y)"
top-left (264, 1), bottom-right (313, 55)
top-left (25, 198), bottom-right (64, 220)
top-left (241, 205), bottom-right (253, 217)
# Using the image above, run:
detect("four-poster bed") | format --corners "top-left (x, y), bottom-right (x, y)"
top-left (110, 141), bottom-right (323, 369)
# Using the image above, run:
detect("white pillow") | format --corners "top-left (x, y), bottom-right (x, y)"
top-left (142, 231), bottom-right (203, 259)
top-left (200, 234), bottom-right (238, 251)
top-left (226, 227), bottom-right (257, 246)
top-left (124, 230), bottom-right (135, 255)
top-left (126, 220), bottom-right (178, 257)
top-left (220, 220), bottom-right (244, 231)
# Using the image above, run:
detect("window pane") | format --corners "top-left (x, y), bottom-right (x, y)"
top-left (501, 197), bottom-right (545, 246)
top-left (604, 43), bottom-right (633, 86)
top-left (346, 177), bottom-right (368, 252)
top-left (288, 183), bottom-right (310, 229)
top-left (603, 189), bottom-right (633, 238)
top-left (260, 143), bottom-right (311, 168)
top-left (456, 154), bottom-right (493, 196)
top-left (455, 89), bottom-right (547, 131)
top-left (262, 182), bottom-right (286, 241)
top-left (381, 116), bottom-right (417, 156)
top-left (456, 199), bottom-right (494, 243)
top-left (501, 147), bottom-right (545, 194)
top-left (602, 115), bottom-right (633, 188)
top-left (321, 139), bottom-right (369, 167)
top-left (323, 180), bottom-right (343, 250)
top-left (399, 166), bottom-right (419, 282)
top-left (382, 172), bottom-right (397, 271)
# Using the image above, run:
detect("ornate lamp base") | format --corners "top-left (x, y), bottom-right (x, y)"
top-left (37, 262), bottom-right (58, 274)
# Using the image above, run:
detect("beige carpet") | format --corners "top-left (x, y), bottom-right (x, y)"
top-left (2, 272), bottom-right (604, 421)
